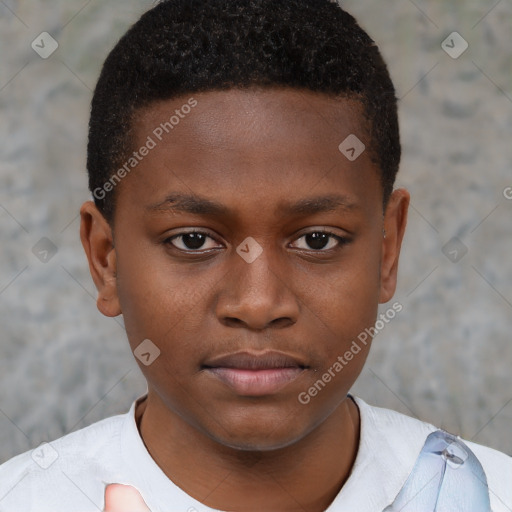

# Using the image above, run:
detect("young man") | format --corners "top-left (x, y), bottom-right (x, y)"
top-left (0, 1), bottom-right (510, 511)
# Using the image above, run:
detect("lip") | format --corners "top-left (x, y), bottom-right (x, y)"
top-left (202, 350), bottom-right (308, 396)
top-left (203, 350), bottom-right (308, 370)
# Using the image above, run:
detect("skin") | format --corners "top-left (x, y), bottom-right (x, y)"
top-left (81, 87), bottom-right (409, 512)
top-left (104, 484), bottom-right (150, 512)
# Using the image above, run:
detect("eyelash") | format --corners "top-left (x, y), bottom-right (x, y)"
top-left (164, 229), bottom-right (350, 254)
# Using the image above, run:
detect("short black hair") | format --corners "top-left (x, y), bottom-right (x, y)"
top-left (87, 0), bottom-right (400, 223)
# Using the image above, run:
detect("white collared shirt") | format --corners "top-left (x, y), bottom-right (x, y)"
top-left (0, 394), bottom-right (510, 511)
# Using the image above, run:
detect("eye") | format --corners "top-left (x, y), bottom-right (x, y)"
top-left (164, 228), bottom-right (349, 254)
top-left (165, 230), bottom-right (221, 252)
top-left (290, 230), bottom-right (349, 252)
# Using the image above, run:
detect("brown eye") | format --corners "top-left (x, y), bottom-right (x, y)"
top-left (291, 230), bottom-right (349, 252)
top-left (165, 231), bottom-right (220, 252)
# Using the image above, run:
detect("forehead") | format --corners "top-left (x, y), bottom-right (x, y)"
top-left (119, 87), bottom-right (380, 220)
top-left (134, 87), bottom-right (368, 154)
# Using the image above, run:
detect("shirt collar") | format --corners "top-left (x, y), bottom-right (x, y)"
top-left (326, 395), bottom-right (437, 511)
top-left (121, 393), bottom-right (436, 511)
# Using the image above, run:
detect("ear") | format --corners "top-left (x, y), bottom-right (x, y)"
top-left (80, 201), bottom-right (121, 317)
top-left (379, 188), bottom-right (410, 304)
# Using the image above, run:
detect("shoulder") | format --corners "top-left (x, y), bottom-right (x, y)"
top-left (0, 412), bottom-right (127, 510)
top-left (353, 396), bottom-right (512, 511)
top-left (352, 395), bottom-right (438, 452)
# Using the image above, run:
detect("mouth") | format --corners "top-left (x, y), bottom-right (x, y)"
top-left (202, 350), bottom-right (309, 396)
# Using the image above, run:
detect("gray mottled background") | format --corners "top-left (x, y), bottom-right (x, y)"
top-left (0, 0), bottom-right (511, 464)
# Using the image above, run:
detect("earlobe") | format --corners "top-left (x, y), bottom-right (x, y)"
top-left (79, 201), bottom-right (122, 317)
top-left (379, 188), bottom-right (410, 304)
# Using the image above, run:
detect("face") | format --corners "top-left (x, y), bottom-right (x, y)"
top-left (81, 87), bottom-right (409, 451)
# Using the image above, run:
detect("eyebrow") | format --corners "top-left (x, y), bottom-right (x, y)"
top-left (146, 193), bottom-right (358, 217)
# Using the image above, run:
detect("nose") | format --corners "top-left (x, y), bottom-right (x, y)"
top-left (216, 243), bottom-right (300, 331)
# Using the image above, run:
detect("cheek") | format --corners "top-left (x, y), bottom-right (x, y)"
top-left (298, 269), bottom-right (379, 402)
top-left (114, 247), bottom-right (171, 348)
top-left (314, 240), bottom-right (381, 354)
top-left (115, 247), bottom-right (213, 361)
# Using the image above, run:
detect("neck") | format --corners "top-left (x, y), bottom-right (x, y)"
top-left (137, 393), bottom-right (360, 512)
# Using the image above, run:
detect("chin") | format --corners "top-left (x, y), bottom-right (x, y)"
top-left (215, 432), bottom-right (305, 453)
top-left (201, 412), bottom-right (314, 453)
